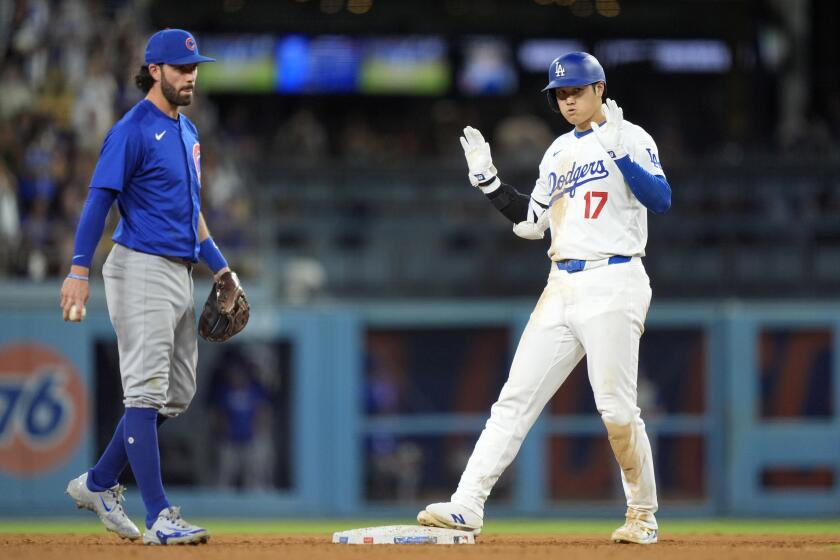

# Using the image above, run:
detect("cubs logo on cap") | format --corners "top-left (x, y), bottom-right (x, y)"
top-left (145, 29), bottom-right (215, 65)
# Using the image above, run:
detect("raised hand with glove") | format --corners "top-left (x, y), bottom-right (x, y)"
top-left (460, 125), bottom-right (548, 238)
top-left (590, 98), bottom-right (672, 213)
top-left (590, 98), bottom-right (628, 160)
top-left (460, 126), bottom-right (499, 189)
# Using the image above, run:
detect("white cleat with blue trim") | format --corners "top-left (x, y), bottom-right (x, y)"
top-left (65, 472), bottom-right (141, 540)
top-left (144, 506), bottom-right (210, 545)
top-left (417, 502), bottom-right (483, 535)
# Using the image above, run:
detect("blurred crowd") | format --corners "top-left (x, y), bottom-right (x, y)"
top-left (3, 1), bottom-right (840, 294)
top-left (0, 0), bottom-right (562, 288)
top-left (0, 0), bottom-right (253, 281)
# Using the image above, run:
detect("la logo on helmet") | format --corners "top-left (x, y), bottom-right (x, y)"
top-left (555, 63), bottom-right (565, 77)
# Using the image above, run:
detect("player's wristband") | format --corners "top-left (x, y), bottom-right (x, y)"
top-left (67, 273), bottom-right (89, 281)
top-left (478, 176), bottom-right (501, 193)
top-left (199, 237), bottom-right (229, 274)
top-left (605, 145), bottom-right (629, 160)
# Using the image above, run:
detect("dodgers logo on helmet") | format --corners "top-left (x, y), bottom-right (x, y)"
top-left (0, 343), bottom-right (89, 477)
top-left (542, 52), bottom-right (606, 92)
top-left (542, 52), bottom-right (606, 113)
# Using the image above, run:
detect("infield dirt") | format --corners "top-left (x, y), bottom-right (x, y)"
top-left (2, 534), bottom-right (838, 559)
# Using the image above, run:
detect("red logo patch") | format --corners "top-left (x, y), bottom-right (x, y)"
top-left (185, 36), bottom-right (196, 51)
top-left (363, 537), bottom-right (373, 544)
top-left (0, 343), bottom-right (89, 477)
top-left (192, 143), bottom-right (201, 183)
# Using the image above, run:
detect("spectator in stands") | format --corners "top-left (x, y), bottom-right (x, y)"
top-left (273, 109), bottom-right (328, 163)
top-left (71, 53), bottom-right (117, 152)
top-left (494, 103), bottom-right (555, 164)
top-left (0, 161), bottom-right (20, 273)
top-left (364, 352), bottom-right (424, 502)
top-left (0, 63), bottom-right (32, 119)
top-left (209, 354), bottom-right (275, 491)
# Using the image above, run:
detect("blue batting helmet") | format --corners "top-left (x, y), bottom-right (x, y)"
top-left (542, 52), bottom-right (605, 112)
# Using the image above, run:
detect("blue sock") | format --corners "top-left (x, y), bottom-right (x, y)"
top-left (87, 413), bottom-right (171, 492)
top-left (87, 415), bottom-right (128, 491)
top-left (124, 407), bottom-right (171, 529)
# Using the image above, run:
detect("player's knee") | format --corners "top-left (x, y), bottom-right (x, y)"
top-left (598, 404), bottom-right (637, 427)
top-left (594, 388), bottom-right (641, 426)
top-left (603, 420), bottom-right (633, 454)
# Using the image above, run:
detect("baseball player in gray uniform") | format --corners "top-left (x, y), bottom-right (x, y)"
top-left (61, 29), bottom-right (239, 545)
top-left (418, 52), bottom-right (671, 544)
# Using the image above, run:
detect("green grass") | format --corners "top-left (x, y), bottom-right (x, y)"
top-left (0, 519), bottom-right (837, 535)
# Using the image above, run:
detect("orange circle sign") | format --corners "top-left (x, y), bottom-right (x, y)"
top-left (0, 343), bottom-right (89, 477)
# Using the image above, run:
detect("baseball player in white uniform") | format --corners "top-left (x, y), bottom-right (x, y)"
top-left (418, 52), bottom-right (671, 544)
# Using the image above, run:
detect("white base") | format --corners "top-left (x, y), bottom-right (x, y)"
top-left (332, 525), bottom-right (475, 545)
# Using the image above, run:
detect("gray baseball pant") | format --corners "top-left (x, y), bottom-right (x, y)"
top-left (102, 243), bottom-right (198, 417)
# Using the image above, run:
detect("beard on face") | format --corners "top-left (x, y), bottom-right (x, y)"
top-left (160, 67), bottom-right (193, 107)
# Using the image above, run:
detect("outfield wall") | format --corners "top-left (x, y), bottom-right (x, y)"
top-left (0, 282), bottom-right (837, 518)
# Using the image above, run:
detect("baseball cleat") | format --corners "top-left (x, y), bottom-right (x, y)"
top-left (65, 472), bottom-right (141, 540)
top-left (417, 502), bottom-right (483, 535)
top-left (611, 519), bottom-right (658, 544)
top-left (144, 506), bottom-right (210, 545)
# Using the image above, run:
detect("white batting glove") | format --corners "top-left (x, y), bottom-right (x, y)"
top-left (513, 208), bottom-right (550, 240)
top-left (460, 126), bottom-right (498, 187)
top-left (590, 98), bottom-right (628, 160)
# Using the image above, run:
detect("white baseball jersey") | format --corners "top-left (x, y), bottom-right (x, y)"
top-left (528, 120), bottom-right (665, 261)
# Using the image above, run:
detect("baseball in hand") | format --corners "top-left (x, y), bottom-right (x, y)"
top-left (69, 304), bottom-right (87, 322)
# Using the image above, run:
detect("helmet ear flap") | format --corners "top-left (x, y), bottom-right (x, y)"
top-left (546, 90), bottom-right (560, 113)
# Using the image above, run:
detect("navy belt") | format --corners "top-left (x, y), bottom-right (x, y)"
top-left (556, 255), bottom-right (631, 274)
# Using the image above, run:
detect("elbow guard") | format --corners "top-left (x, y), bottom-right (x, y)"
top-left (486, 182), bottom-right (530, 223)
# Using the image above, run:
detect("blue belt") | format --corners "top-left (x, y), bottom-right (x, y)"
top-left (555, 255), bottom-right (631, 274)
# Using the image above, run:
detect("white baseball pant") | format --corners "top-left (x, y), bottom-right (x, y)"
top-left (451, 257), bottom-right (658, 525)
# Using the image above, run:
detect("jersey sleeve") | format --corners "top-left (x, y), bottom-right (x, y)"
top-left (628, 126), bottom-right (665, 178)
top-left (89, 123), bottom-right (143, 192)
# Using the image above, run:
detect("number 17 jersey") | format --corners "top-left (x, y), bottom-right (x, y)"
top-left (530, 120), bottom-right (665, 262)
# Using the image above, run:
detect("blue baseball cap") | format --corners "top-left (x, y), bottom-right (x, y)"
top-left (144, 29), bottom-right (215, 65)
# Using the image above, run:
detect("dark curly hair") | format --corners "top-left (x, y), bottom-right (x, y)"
top-left (134, 65), bottom-right (155, 93)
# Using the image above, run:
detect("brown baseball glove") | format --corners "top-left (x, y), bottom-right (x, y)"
top-left (199, 271), bottom-right (249, 342)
